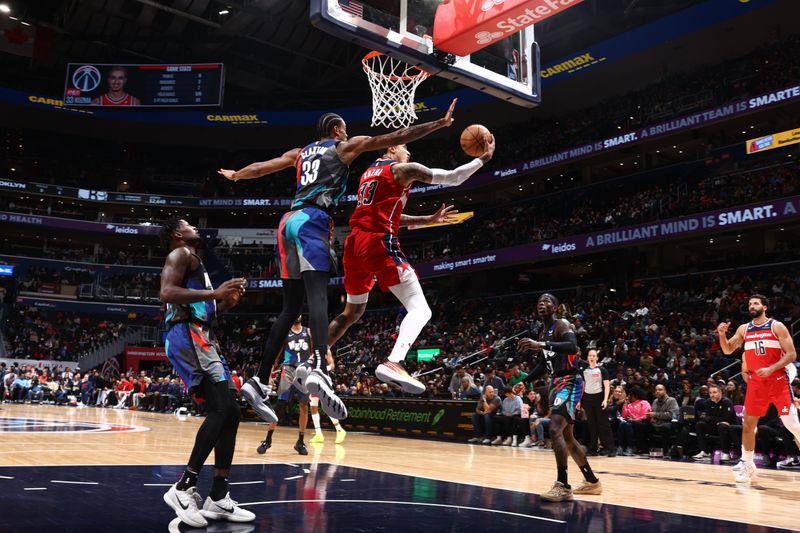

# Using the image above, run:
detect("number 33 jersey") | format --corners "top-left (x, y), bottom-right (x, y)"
top-left (349, 158), bottom-right (411, 235)
top-left (292, 139), bottom-right (350, 211)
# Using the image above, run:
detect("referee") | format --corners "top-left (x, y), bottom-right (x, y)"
top-left (582, 349), bottom-right (616, 457)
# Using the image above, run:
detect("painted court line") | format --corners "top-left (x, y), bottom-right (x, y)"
top-left (283, 475), bottom-right (304, 481)
top-left (24, 487), bottom-right (47, 491)
top-left (229, 481), bottom-right (264, 485)
top-left (0, 475), bottom-right (15, 479)
top-left (340, 479), bottom-right (356, 482)
top-left (50, 480), bottom-right (100, 485)
top-left (143, 483), bottom-right (173, 487)
top-left (237, 499), bottom-right (566, 524)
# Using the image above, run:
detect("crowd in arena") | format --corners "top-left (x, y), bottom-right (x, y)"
top-left (2, 304), bottom-right (158, 361)
top-left (403, 158), bottom-right (799, 262)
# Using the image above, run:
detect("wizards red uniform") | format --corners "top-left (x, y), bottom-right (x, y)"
top-left (100, 93), bottom-right (135, 106)
top-left (743, 318), bottom-right (796, 416)
top-left (344, 159), bottom-right (416, 295)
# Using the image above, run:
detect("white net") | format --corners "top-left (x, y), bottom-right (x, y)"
top-left (362, 51), bottom-right (431, 129)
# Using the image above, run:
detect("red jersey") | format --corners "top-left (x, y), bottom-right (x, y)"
top-left (100, 93), bottom-right (135, 106)
top-left (349, 159), bottom-right (410, 235)
top-left (744, 319), bottom-right (786, 381)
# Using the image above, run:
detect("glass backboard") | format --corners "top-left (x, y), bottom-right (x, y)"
top-left (310, 0), bottom-right (541, 107)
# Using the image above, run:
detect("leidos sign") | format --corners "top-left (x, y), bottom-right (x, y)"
top-left (434, 0), bottom-right (584, 56)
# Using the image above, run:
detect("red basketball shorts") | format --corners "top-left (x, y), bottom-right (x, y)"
top-left (744, 373), bottom-right (794, 417)
top-left (343, 229), bottom-right (417, 295)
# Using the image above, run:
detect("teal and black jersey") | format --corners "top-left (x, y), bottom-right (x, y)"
top-left (283, 327), bottom-right (311, 366)
top-left (291, 139), bottom-right (350, 211)
top-left (164, 252), bottom-right (217, 329)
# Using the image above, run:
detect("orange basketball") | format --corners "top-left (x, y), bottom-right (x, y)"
top-left (460, 124), bottom-right (491, 157)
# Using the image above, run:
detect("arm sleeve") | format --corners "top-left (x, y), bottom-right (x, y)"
top-left (545, 331), bottom-right (578, 354)
top-left (600, 367), bottom-right (609, 380)
top-left (430, 158), bottom-right (484, 187)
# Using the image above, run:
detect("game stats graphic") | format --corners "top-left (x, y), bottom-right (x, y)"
top-left (64, 63), bottom-right (224, 107)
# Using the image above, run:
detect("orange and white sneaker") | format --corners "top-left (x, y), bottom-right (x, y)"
top-left (376, 361), bottom-right (425, 394)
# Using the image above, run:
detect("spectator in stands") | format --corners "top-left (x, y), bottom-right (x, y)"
top-left (12, 372), bottom-right (32, 402)
top-left (648, 384), bottom-right (680, 454)
top-left (529, 392), bottom-right (551, 447)
top-left (113, 376), bottom-right (134, 409)
top-left (507, 364), bottom-right (528, 388)
top-left (617, 386), bottom-right (651, 456)
top-left (79, 373), bottom-right (93, 405)
top-left (469, 385), bottom-right (501, 444)
top-left (607, 386), bottom-right (627, 438)
top-left (457, 377), bottom-right (481, 400)
top-left (131, 377), bottom-right (148, 409)
top-left (493, 386), bottom-right (524, 446)
top-left (725, 380), bottom-right (744, 406)
top-left (692, 383), bottom-right (736, 460)
top-left (676, 380), bottom-right (696, 407)
top-left (93, 371), bottom-right (112, 407)
top-left (694, 385), bottom-right (711, 417)
top-left (484, 368), bottom-right (505, 391)
top-left (448, 366), bottom-right (474, 397)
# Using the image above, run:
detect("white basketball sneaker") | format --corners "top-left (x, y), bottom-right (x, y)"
top-left (240, 377), bottom-right (278, 423)
top-left (735, 462), bottom-right (757, 483)
top-left (293, 362), bottom-right (312, 395)
top-left (201, 493), bottom-right (256, 523)
top-left (163, 484), bottom-right (207, 528)
top-left (306, 369), bottom-right (348, 420)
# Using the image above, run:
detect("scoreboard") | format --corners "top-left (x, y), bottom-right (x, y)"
top-left (64, 63), bottom-right (224, 107)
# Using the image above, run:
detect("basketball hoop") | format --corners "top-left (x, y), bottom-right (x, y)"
top-left (362, 51), bottom-right (431, 129)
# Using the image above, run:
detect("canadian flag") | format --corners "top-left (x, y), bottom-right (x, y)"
top-left (0, 17), bottom-right (36, 57)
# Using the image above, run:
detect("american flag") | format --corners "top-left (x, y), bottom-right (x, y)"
top-left (339, 0), bottom-right (363, 17)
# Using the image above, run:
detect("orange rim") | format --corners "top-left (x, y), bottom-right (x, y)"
top-left (362, 51), bottom-right (431, 82)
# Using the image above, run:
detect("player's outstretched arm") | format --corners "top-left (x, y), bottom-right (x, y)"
top-left (218, 148), bottom-right (301, 182)
top-left (337, 99), bottom-right (458, 165)
top-left (400, 203), bottom-right (458, 227)
top-left (391, 133), bottom-right (495, 188)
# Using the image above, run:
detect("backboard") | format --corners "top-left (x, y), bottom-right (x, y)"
top-left (310, 0), bottom-right (541, 108)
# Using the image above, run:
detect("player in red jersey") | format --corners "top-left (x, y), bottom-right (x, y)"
top-left (718, 294), bottom-right (799, 483)
top-left (325, 135), bottom-right (495, 393)
top-left (92, 66), bottom-right (140, 106)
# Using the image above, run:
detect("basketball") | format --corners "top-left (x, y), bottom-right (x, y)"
top-left (460, 124), bottom-right (491, 157)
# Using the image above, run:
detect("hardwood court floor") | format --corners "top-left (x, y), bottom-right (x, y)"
top-left (1, 404), bottom-right (797, 531)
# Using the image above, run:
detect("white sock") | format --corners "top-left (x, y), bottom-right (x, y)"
top-left (388, 280), bottom-right (432, 363)
top-left (312, 413), bottom-right (321, 434)
top-left (332, 418), bottom-right (342, 431)
top-left (742, 448), bottom-right (755, 464)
